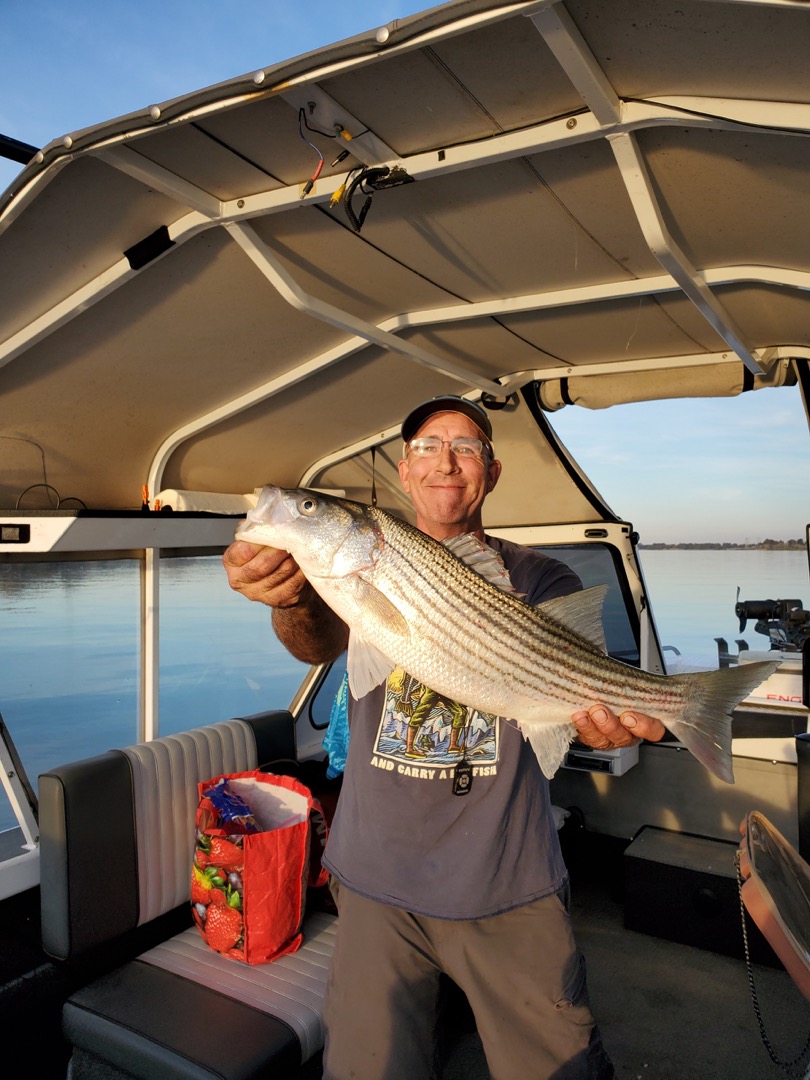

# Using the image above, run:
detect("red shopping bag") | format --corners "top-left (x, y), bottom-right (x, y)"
top-left (191, 769), bottom-right (328, 965)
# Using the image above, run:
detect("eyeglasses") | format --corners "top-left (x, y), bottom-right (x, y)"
top-left (407, 437), bottom-right (490, 460)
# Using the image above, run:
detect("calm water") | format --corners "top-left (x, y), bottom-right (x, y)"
top-left (0, 549), bottom-right (807, 832)
top-left (0, 556), bottom-right (309, 833)
top-left (638, 549), bottom-right (808, 671)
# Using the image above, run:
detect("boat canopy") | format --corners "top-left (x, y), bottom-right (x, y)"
top-left (1, 0), bottom-right (808, 527)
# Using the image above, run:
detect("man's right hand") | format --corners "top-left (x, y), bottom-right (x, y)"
top-left (223, 539), bottom-right (349, 663)
top-left (222, 540), bottom-right (308, 609)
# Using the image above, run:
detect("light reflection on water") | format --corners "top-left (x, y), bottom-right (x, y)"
top-left (0, 549), bottom-right (807, 832)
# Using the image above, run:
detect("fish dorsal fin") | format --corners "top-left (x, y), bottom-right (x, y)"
top-left (346, 579), bottom-right (408, 699)
top-left (537, 584), bottom-right (608, 653)
top-left (443, 534), bottom-right (521, 595)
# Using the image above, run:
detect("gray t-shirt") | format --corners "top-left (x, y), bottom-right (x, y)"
top-left (322, 536), bottom-right (582, 920)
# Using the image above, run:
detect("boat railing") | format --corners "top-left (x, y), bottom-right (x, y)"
top-left (0, 713), bottom-right (39, 898)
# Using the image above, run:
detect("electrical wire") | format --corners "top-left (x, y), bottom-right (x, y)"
top-left (298, 109), bottom-right (325, 199)
top-left (342, 166), bottom-right (390, 232)
top-left (299, 110), bottom-right (339, 140)
top-left (14, 483), bottom-right (87, 510)
top-left (626, 97), bottom-right (810, 138)
top-left (3, 436), bottom-right (86, 508)
top-left (1, 434), bottom-right (50, 491)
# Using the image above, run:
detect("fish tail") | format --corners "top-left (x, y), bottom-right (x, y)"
top-left (667, 659), bottom-right (780, 784)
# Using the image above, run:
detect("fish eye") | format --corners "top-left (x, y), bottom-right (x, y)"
top-left (299, 497), bottom-right (318, 516)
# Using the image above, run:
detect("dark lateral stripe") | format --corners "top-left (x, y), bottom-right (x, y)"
top-left (372, 513), bottom-right (685, 719)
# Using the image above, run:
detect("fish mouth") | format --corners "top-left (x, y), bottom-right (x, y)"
top-left (248, 484), bottom-right (283, 522)
top-left (236, 484), bottom-right (293, 540)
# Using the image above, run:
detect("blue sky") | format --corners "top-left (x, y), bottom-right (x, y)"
top-left (1, 1), bottom-right (808, 544)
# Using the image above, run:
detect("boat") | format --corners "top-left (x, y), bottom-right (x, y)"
top-left (1, 0), bottom-right (809, 1076)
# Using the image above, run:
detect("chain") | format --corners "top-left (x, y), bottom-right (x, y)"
top-left (735, 851), bottom-right (810, 1078)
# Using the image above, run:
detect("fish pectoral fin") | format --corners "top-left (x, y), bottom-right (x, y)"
top-left (345, 580), bottom-right (410, 698)
top-left (516, 717), bottom-right (577, 780)
top-left (347, 634), bottom-right (397, 699)
top-left (536, 585), bottom-right (608, 653)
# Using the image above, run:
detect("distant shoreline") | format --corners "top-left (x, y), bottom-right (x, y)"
top-left (638, 541), bottom-right (805, 551)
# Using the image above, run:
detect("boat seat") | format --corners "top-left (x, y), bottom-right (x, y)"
top-left (39, 712), bottom-right (336, 1080)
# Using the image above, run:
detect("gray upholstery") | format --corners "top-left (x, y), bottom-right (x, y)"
top-left (38, 712), bottom-right (336, 1079)
top-left (142, 914), bottom-right (336, 1063)
top-left (63, 962), bottom-right (302, 1080)
top-left (124, 720), bottom-right (260, 924)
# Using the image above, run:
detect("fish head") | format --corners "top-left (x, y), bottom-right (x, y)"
top-left (235, 485), bottom-right (382, 579)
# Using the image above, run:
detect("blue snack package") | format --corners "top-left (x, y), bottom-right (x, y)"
top-left (204, 777), bottom-right (261, 833)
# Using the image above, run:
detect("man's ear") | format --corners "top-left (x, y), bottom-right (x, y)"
top-left (398, 457), bottom-right (411, 494)
top-left (486, 458), bottom-right (502, 494)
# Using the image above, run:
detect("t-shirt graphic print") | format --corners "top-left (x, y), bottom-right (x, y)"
top-left (370, 666), bottom-right (499, 781)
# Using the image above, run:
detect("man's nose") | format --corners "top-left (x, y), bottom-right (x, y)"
top-left (435, 442), bottom-right (460, 470)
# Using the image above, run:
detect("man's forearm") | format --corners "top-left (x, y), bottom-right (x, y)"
top-left (271, 582), bottom-right (349, 664)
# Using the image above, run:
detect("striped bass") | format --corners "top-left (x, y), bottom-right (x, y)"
top-left (236, 485), bottom-right (779, 783)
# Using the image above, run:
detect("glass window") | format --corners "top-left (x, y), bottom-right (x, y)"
top-left (307, 654), bottom-right (348, 731)
top-left (157, 555), bottom-right (308, 737)
top-left (0, 559), bottom-right (140, 834)
top-left (530, 543), bottom-right (640, 666)
top-left (548, 389), bottom-right (810, 672)
top-left (0, 555), bottom-right (309, 833)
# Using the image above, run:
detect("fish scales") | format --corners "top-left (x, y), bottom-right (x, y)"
top-left (236, 487), bottom-right (780, 782)
top-left (398, 507), bottom-right (709, 723)
top-left (369, 516), bottom-right (553, 704)
top-left (370, 511), bottom-right (677, 716)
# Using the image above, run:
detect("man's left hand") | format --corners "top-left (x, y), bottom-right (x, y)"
top-left (571, 705), bottom-right (667, 749)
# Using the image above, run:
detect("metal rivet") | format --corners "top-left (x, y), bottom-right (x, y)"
top-left (376, 26), bottom-right (390, 43)
top-left (62, 136), bottom-right (73, 148)
top-left (253, 70), bottom-right (266, 85)
top-left (150, 106), bottom-right (161, 121)
top-left (566, 118), bottom-right (577, 130)
top-left (237, 199), bottom-right (245, 208)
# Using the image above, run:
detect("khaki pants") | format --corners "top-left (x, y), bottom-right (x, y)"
top-left (323, 882), bottom-right (614, 1080)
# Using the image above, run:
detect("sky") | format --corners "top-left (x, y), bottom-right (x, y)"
top-left (1, 1), bottom-right (808, 545)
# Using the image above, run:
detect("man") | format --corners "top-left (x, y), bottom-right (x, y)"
top-left (223, 395), bottom-right (666, 1080)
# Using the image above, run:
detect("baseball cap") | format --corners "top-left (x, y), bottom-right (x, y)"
top-left (401, 395), bottom-right (493, 443)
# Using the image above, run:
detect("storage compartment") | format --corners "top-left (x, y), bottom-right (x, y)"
top-left (624, 826), bottom-right (778, 966)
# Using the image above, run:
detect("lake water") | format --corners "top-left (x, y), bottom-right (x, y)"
top-left (638, 548), bottom-right (808, 671)
top-left (1, 548), bottom-right (807, 833)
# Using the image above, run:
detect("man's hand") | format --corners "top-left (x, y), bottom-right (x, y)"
top-left (223, 538), bottom-right (349, 663)
top-left (223, 540), bottom-right (307, 609)
top-left (571, 705), bottom-right (667, 749)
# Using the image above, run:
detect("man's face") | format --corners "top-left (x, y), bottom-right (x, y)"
top-left (397, 411), bottom-right (501, 539)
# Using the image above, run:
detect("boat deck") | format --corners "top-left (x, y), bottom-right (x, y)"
top-left (441, 834), bottom-right (809, 1080)
top-left (3, 830), bottom-right (807, 1079)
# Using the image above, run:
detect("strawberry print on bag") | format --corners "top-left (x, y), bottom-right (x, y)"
top-left (191, 771), bottom-right (328, 965)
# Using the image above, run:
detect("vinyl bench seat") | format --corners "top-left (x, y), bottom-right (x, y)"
top-left (39, 713), bottom-right (336, 1080)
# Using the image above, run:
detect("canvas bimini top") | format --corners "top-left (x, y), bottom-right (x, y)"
top-left (0, 0), bottom-right (808, 527)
